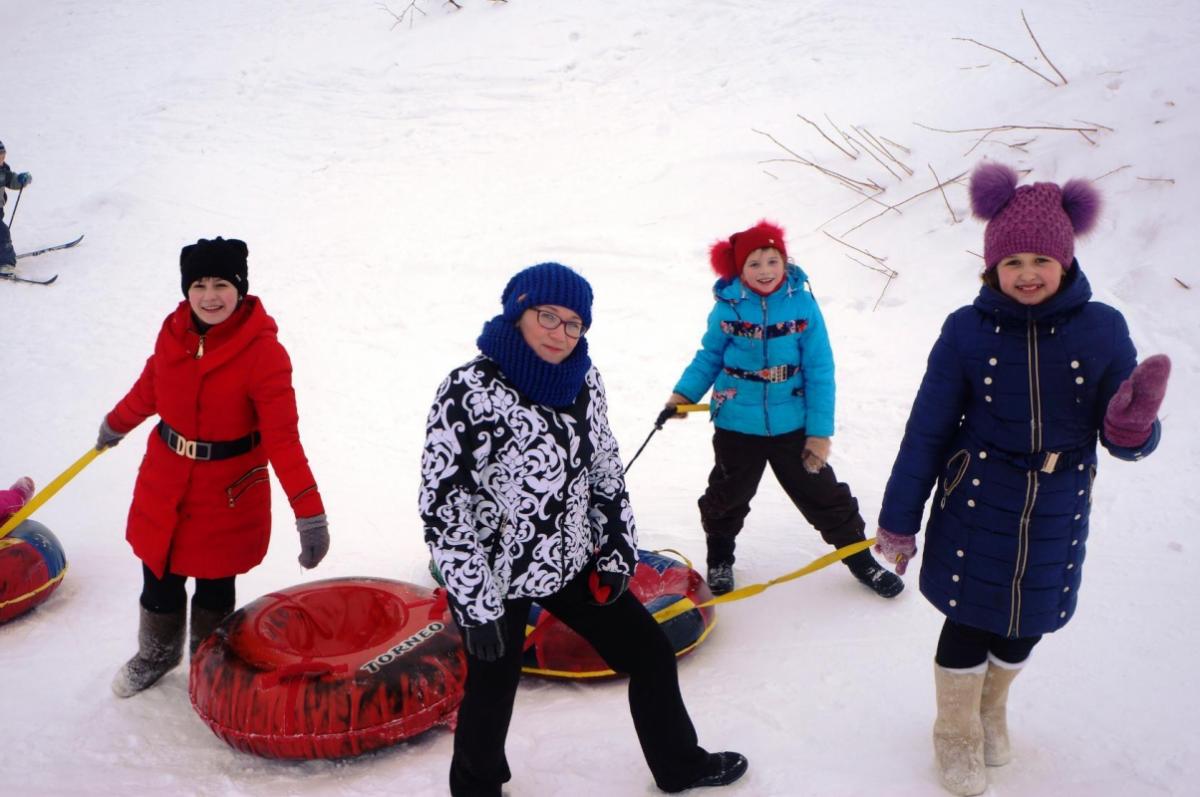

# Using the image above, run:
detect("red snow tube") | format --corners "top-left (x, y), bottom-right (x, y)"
top-left (522, 549), bottom-right (717, 678)
top-left (189, 577), bottom-right (467, 759)
top-left (0, 520), bottom-right (68, 625)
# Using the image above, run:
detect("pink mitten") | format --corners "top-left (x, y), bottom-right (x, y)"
top-left (874, 527), bottom-right (917, 575)
top-left (1104, 354), bottom-right (1171, 448)
top-left (0, 476), bottom-right (35, 522)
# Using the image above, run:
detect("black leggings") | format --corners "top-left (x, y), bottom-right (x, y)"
top-left (935, 618), bottom-right (1041, 669)
top-left (139, 563), bottom-right (235, 614)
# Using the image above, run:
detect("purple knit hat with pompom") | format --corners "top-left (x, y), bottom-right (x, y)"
top-left (969, 161), bottom-right (1101, 270)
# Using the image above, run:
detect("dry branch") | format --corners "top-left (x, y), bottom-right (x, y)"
top-left (1093, 165), bottom-right (1131, 181)
top-left (1175, 277), bottom-right (1191, 289)
top-left (840, 171), bottom-right (967, 235)
top-left (1137, 176), bottom-right (1176, 184)
top-left (380, 1), bottom-right (426, 29)
top-left (846, 255), bottom-right (898, 312)
top-left (929, 164), bottom-right (959, 223)
top-left (845, 128), bottom-right (904, 180)
top-left (880, 135), bottom-right (911, 154)
top-left (797, 114), bottom-right (858, 159)
top-left (916, 122), bottom-right (1098, 135)
top-left (823, 231), bottom-right (889, 267)
top-left (953, 36), bottom-right (1059, 86)
top-left (856, 126), bottom-right (914, 176)
top-left (825, 115), bottom-right (861, 156)
top-left (753, 128), bottom-right (886, 198)
top-left (1021, 10), bottom-right (1068, 85)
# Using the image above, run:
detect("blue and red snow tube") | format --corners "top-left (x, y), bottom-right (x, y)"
top-left (522, 549), bottom-right (718, 678)
top-left (189, 577), bottom-right (467, 759)
top-left (0, 519), bottom-right (67, 624)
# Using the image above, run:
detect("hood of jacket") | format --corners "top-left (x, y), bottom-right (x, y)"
top-left (712, 263), bottom-right (811, 306)
top-left (972, 259), bottom-right (1093, 327)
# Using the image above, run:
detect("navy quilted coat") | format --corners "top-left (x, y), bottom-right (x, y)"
top-left (879, 264), bottom-right (1160, 637)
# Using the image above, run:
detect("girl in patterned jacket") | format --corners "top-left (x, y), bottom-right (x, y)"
top-left (874, 162), bottom-right (1171, 796)
top-left (664, 220), bottom-right (901, 599)
top-left (420, 262), bottom-right (746, 796)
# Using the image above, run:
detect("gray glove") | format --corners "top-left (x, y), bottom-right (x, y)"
top-left (96, 418), bottom-right (125, 450)
top-left (296, 514), bottom-right (329, 568)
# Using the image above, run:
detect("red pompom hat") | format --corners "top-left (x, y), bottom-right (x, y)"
top-left (709, 220), bottom-right (788, 281)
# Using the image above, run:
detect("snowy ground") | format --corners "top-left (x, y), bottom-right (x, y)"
top-left (2, 1), bottom-right (1198, 794)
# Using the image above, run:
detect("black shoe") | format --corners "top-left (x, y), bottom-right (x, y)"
top-left (707, 563), bottom-right (734, 596)
top-left (664, 752), bottom-right (749, 793)
top-left (844, 550), bottom-right (904, 598)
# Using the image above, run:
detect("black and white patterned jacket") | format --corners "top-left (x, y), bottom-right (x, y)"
top-left (419, 355), bottom-right (638, 628)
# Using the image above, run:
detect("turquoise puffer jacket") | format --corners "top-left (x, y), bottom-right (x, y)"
top-left (673, 264), bottom-right (836, 437)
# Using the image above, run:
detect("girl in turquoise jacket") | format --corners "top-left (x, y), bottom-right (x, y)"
top-left (666, 220), bottom-right (900, 599)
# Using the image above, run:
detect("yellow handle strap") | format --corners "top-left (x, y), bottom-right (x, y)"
top-left (0, 448), bottom-right (104, 539)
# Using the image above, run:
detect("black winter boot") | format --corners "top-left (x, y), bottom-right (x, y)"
top-left (663, 752), bottom-right (749, 793)
top-left (111, 605), bottom-right (186, 698)
top-left (706, 563), bottom-right (734, 596)
top-left (189, 597), bottom-right (234, 657)
top-left (844, 550), bottom-right (904, 598)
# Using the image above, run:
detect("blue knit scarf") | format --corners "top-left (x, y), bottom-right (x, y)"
top-left (477, 314), bottom-right (591, 407)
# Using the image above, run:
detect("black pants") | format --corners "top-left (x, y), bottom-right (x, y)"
top-left (139, 563), bottom-right (236, 614)
top-left (699, 427), bottom-right (866, 566)
top-left (0, 218), bottom-right (15, 266)
top-left (935, 618), bottom-right (1042, 669)
top-left (450, 568), bottom-right (709, 796)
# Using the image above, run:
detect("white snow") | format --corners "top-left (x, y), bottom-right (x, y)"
top-left (2, 1), bottom-right (1198, 794)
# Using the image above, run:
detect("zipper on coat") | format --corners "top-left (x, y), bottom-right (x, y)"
top-left (1008, 317), bottom-right (1043, 636)
top-left (226, 465), bottom-right (269, 507)
top-left (760, 295), bottom-right (772, 436)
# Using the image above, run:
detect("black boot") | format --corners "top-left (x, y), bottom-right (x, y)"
top-left (111, 605), bottom-right (186, 698)
top-left (663, 752), bottom-right (749, 793)
top-left (844, 550), bottom-right (904, 599)
top-left (189, 597), bottom-right (234, 657)
top-left (706, 562), bottom-right (734, 596)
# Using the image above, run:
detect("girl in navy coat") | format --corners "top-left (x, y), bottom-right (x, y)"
top-left (666, 220), bottom-right (901, 599)
top-left (875, 163), bottom-right (1171, 796)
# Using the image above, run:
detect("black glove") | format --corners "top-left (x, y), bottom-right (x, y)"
top-left (588, 569), bottom-right (630, 606)
top-left (462, 616), bottom-right (506, 662)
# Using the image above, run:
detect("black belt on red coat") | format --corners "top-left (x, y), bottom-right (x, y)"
top-left (156, 420), bottom-right (261, 461)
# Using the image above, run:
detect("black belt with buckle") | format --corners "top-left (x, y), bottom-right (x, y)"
top-left (157, 421), bottom-right (261, 461)
top-left (722, 364), bottom-right (800, 384)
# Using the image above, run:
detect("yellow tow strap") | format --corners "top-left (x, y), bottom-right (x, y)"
top-left (0, 448), bottom-right (103, 539)
top-left (650, 537), bottom-right (877, 623)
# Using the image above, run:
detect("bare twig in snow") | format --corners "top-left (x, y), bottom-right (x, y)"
top-left (929, 164), bottom-right (960, 223)
top-left (1175, 277), bottom-right (1191, 289)
top-left (1077, 129), bottom-right (1097, 146)
top-left (763, 170), bottom-right (779, 180)
top-left (825, 115), bottom-right (862, 155)
top-left (816, 194), bottom-right (885, 231)
top-left (753, 128), bottom-right (886, 198)
top-left (797, 114), bottom-right (858, 159)
top-left (824, 231), bottom-right (889, 267)
top-left (1093, 165), bottom-right (1131, 181)
top-left (880, 135), bottom-right (911, 154)
top-left (446, 0), bottom-right (462, 8)
top-left (967, 249), bottom-right (984, 261)
top-left (953, 37), bottom-right (1060, 86)
top-left (846, 255), bottom-right (899, 312)
top-left (845, 128), bottom-right (904, 180)
top-left (840, 171), bottom-right (967, 235)
top-left (1075, 118), bottom-right (1114, 132)
top-left (379, 1), bottom-right (426, 29)
top-left (1021, 10), bottom-right (1068, 85)
top-left (917, 122), bottom-right (1098, 135)
top-left (1137, 176), bottom-right (1176, 184)
top-left (856, 126), bottom-right (914, 176)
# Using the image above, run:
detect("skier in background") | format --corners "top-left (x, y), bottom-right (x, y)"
top-left (0, 140), bottom-right (34, 272)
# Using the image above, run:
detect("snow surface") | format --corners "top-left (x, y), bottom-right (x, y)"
top-left (2, 1), bottom-right (1198, 794)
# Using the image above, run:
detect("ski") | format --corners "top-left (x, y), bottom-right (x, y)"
top-left (0, 271), bottom-right (58, 285)
top-left (16, 234), bottom-right (85, 260)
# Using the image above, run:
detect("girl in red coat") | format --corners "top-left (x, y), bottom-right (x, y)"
top-left (98, 237), bottom-right (330, 697)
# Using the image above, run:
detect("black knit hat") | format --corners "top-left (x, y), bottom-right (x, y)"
top-left (0, 140), bottom-right (6, 153)
top-left (180, 237), bottom-right (249, 297)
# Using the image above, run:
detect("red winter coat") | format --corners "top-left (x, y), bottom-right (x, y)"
top-left (106, 296), bottom-right (324, 579)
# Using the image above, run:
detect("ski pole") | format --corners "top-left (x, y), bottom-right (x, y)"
top-left (8, 187), bottom-right (22, 229)
top-left (0, 448), bottom-right (104, 539)
top-left (624, 403), bottom-right (708, 475)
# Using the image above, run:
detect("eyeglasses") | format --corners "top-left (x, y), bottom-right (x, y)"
top-left (532, 307), bottom-right (586, 339)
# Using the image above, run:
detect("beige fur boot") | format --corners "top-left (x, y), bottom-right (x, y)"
top-left (980, 661), bottom-right (1021, 766)
top-left (933, 664), bottom-right (987, 796)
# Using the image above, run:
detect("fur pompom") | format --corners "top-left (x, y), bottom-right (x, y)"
top-left (1061, 178), bottom-right (1101, 235)
top-left (969, 161), bottom-right (1019, 221)
top-left (709, 239), bottom-right (738, 280)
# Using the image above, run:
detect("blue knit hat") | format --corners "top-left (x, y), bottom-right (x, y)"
top-left (501, 262), bottom-right (593, 328)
